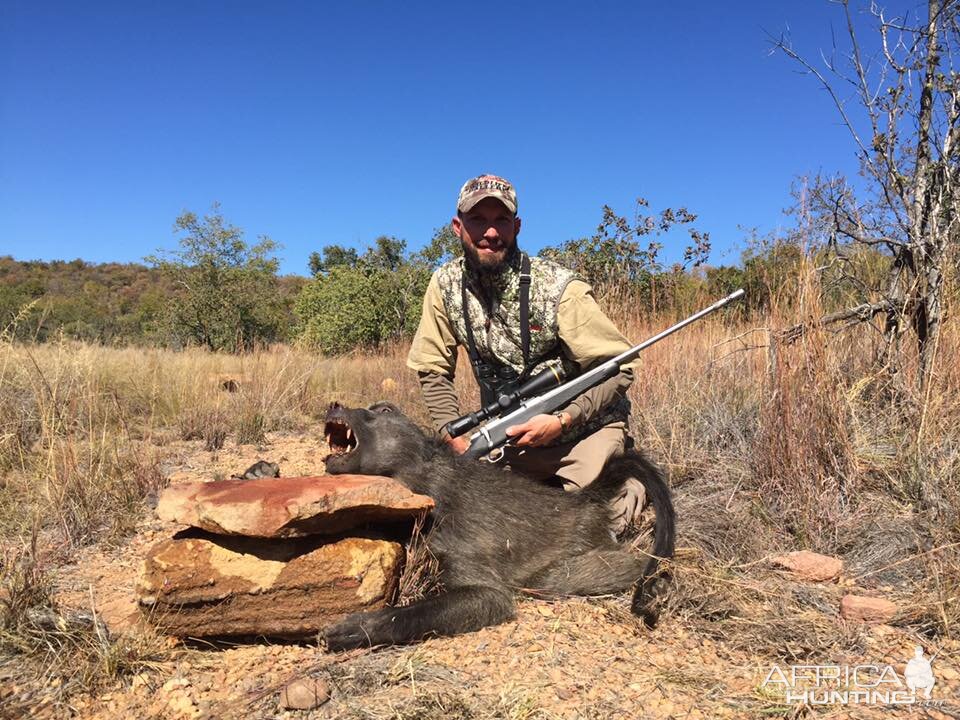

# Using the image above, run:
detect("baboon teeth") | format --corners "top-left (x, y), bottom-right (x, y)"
top-left (323, 419), bottom-right (357, 455)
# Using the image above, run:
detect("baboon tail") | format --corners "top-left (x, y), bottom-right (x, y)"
top-left (584, 449), bottom-right (675, 626)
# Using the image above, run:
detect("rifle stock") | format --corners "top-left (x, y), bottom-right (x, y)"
top-left (460, 289), bottom-right (745, 460)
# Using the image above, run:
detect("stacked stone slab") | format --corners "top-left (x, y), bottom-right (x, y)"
top-left (138, 475), bottom-right (434, 639)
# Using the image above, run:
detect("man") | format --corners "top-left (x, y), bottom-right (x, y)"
top-left (406, 174), bottom-right (645, 532)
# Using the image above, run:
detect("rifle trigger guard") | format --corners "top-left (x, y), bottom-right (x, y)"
top-left (486, 447), bottom-right (505, 463)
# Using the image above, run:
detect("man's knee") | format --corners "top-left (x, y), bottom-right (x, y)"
top-left (554, 422), bottom-right (628, 491)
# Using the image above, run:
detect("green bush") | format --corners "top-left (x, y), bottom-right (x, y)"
top-left (296, 235), bottom-right (434, 354)
top-left (296, 266), bottom-right (384, 353)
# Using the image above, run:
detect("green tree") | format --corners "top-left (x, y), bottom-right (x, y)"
top-left (542, 198), bottom-right (712, 311)
top-left (308, 245), bottom-right (359, 276)
top-left (147, 203), bottom-right (283, 352)
top-left (415, 224), bottom-right (462, 267)
top-left (363, 235), bottom-right (406, 271)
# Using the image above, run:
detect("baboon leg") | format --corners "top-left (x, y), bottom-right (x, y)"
top-left (532, 549), bottom-right (645, 597)
top-left (324, 585), bottom-right (515, 651)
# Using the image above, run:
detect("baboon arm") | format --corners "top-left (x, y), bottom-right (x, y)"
top-left (324, 585), bottom-right (516, 651)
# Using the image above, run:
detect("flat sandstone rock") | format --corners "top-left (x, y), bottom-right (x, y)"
top-left (156, 474), bottom-right (433, 537)
top-left (137, 535), bottom-right (403, 638)
top-left (771, 550), bottom-right (843, 582)
top-left (840, 594), bottom-right (898, 623)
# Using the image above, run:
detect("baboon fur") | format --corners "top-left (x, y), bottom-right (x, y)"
top-left (322, 401), bottom-right (675, 651)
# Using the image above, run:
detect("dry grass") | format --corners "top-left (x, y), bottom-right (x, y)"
top-left (396, 513), bottom-right (444, 607)
top-left (0, 535), bottom-right (168, 715)
top-left (1, 267), bottom-right (959, 709)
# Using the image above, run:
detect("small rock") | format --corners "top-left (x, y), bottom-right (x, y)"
top-left (162, 677), bottom-right (190, 693)
top-left (380, 378), bottom-right (398, 393)
top-left (279, 678), bottom-right (330, 710)
top-left (840, 594), bottom-right (898, 623)
top-left (771, 551), bottom-right (843, 582)
top-left (212, 373), bottom-right (249, 392)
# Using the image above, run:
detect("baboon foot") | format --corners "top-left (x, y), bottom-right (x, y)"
top-left (631, 573), bottom-right (672, 628)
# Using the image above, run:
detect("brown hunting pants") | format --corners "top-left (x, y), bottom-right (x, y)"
top-left (500, 421), bottom-right (647, 534)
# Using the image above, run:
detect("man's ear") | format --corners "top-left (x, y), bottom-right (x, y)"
top-left (451, 215), bottom-right (463, 239)
top-left (514, 215), bottom-right (522, 238)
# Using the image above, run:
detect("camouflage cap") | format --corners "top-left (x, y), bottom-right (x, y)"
top-left (457, 174), bottom-right (518, 214)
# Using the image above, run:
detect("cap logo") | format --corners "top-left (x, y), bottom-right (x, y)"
top-left (467, 179), bottom-right (511, 194)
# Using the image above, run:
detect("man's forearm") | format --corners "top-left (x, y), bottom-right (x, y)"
top-left (562, 365), bottom-right (633, 428)
top-left (417, 371), bottom-right (462, 435)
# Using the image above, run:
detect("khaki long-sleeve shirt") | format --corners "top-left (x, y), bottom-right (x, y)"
top-left (407, 274), bottom-right (635, 435)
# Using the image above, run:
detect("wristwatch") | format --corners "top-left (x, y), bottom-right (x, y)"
top-left (553, 411), bottom-right (569, 432)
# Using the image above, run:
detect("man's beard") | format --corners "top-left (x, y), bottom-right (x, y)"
top-left (462, 239), bottom-right (519, 276)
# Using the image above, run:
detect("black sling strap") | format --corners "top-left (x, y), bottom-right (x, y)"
top-left (518, 252), bottom-right (531, 370)
top-left (461, 252), bottom-right (531, 375)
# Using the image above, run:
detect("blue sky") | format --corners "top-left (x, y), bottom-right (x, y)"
top-left (0, 1), bottom-right (920, 275)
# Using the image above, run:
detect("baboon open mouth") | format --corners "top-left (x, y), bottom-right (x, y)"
top-left (324, 419), bottom-right (358, 456)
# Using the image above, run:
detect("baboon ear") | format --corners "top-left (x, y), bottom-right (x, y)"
top-left (368, 401), bottom-right (400, 414)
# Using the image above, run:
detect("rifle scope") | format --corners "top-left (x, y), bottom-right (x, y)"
top-left (443, 364), bottom-right (567, 440)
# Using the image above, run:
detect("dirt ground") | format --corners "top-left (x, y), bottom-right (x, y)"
top-left (7, 429), bottom-right (960, 720)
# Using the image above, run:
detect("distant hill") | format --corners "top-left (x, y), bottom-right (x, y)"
top-left (0, 256), bottom-right (307, 345)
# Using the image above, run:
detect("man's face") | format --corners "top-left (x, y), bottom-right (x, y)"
top-left (452, 197), bottom-right (522, 275)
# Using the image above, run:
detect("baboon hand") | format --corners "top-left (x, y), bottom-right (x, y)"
top-left (324, 609), bottom-right (395, 651)
top-left (324, 613), bottom-right (375, 651)
top-left (445, 434), bottom-right (470, 455)
top-left (505, 414), bottom-right (563, 447)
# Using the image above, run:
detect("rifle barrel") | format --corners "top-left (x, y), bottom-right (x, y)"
top-left (462, 288), bottom-right (745, 460)
top-left (605, 288), bottom-right (745, 369)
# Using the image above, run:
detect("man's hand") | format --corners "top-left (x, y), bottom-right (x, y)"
top-left (445, 434), bottom-right (470, 455)
top-left (505, 413), bottom-right (567, 447)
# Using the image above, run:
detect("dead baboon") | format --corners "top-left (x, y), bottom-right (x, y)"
top-left (322, 401), bottom-right (675, 651)
top-left (231, 459), bottom-right (280, 480)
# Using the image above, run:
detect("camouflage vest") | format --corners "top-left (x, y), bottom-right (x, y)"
top-left (435, 253), bottom-right (630, 443)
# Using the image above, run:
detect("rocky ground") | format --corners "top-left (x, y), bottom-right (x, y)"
top-left (4, 430), bottom-right (960, 719)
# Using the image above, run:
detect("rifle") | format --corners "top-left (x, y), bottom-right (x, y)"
top-left (444, 289), bottom-right (745, 461)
